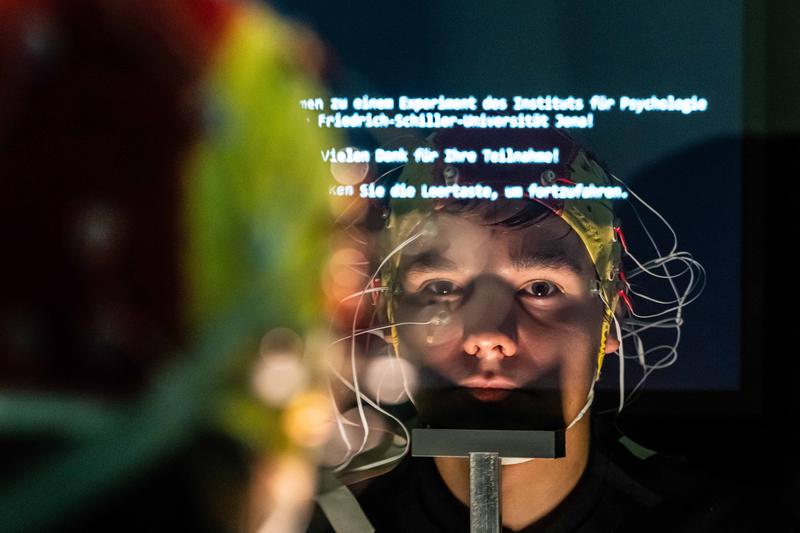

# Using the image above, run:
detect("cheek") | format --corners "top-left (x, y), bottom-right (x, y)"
top-left (516, 300), bottom-right (602, 374)
top-left (556, 308), bottom-right (604, 397)
top-left (392, 301), bottom-right (465, 365)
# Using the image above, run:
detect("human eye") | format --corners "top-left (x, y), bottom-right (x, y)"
top-left (419, 280), bottom-right (462, 302)
top-left (519, 280), bottom-right (563, 299)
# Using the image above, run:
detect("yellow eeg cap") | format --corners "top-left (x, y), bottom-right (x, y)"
top-left (557, 149), bottom-right (623, 381)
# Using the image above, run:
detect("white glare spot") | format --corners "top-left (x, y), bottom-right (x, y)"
top-left (252, 352), bottom-right (307, 406)
top-left (363, 356), bottom-right (417, 405)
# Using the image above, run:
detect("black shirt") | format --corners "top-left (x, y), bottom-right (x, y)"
top-left (308, 416), bottom-right (779, 532)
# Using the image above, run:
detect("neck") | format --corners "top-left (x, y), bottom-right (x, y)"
top-left (432, 416), bottom-right (591, 531)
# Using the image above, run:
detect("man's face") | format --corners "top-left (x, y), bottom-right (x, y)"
top-left (391, 207), bottom-right (618, 430)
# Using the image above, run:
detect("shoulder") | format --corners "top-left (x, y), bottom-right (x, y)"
top-left (602, 435), bottom-right (787, 532)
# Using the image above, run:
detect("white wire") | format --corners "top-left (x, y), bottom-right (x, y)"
top-left (590, 172), bottom-right (705, 415)
top-left (614, 303), bottom-right (626, 412)
top-left (325, 358), bottom-right (411, 474)
top-left (628, 253), bottom-right (706, 318)
top-left (338, 287), bottom-right (389, 302)
top-left (340, 228), bottom-right (425, 471)
top-left (613, 173), bottom-right (685, 326)
top-left (566, 385), bottom-right (595, 430)
top-left (330, 320), bottom-right (435, 348)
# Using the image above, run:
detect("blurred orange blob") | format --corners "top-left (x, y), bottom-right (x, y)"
top-left (250, 453), bottom-right (317, 533)
top-left (266, 454), bottom-right (316, 507)
top-left (322, 246), bottom-right (377, 330)
top-left (281, 391), bottom-right (334, 449)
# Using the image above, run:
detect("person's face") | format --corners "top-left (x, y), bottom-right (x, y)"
top-left (391, 207), bottom-right (619, 430)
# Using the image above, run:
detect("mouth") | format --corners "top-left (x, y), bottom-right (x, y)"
top-left (459, 376), bottom-right (517, 389)
top-left (459, 376), bottom-right (518, 402)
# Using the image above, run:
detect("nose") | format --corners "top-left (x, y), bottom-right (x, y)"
top-left (463, 331), bottom-right (517, 360)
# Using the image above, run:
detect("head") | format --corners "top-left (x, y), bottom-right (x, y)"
top-left (375, 128), bottom-right (624, 432)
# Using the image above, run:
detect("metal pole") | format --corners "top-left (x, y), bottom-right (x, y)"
top-left (469, 452), bottom-right (501, 533)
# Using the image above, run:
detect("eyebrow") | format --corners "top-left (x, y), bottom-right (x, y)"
top-left (509, 245), bottom-right (585, 276)
top-left (401, 251), bottom-right (459, 275)
top-left (401, 247), bottom-right (585, 277)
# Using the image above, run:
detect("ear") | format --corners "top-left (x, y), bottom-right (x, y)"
top-left (603, 300), bottom-right (626, 354)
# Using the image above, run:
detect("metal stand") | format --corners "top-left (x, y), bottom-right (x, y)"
top-left (412, 428), bottom-right (565, 533)
top-left (469, 452), bottom-right (501, 533)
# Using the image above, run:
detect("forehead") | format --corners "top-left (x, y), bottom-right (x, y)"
top-left (397, 210), bottom-right (594, 277)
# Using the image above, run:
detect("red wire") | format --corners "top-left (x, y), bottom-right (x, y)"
top-left (619, 271), bottom-right (631, 291)
top-left (618, 289), bottom-right (634, 314)
top-left (614, 226), bottom-right (629, 252)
